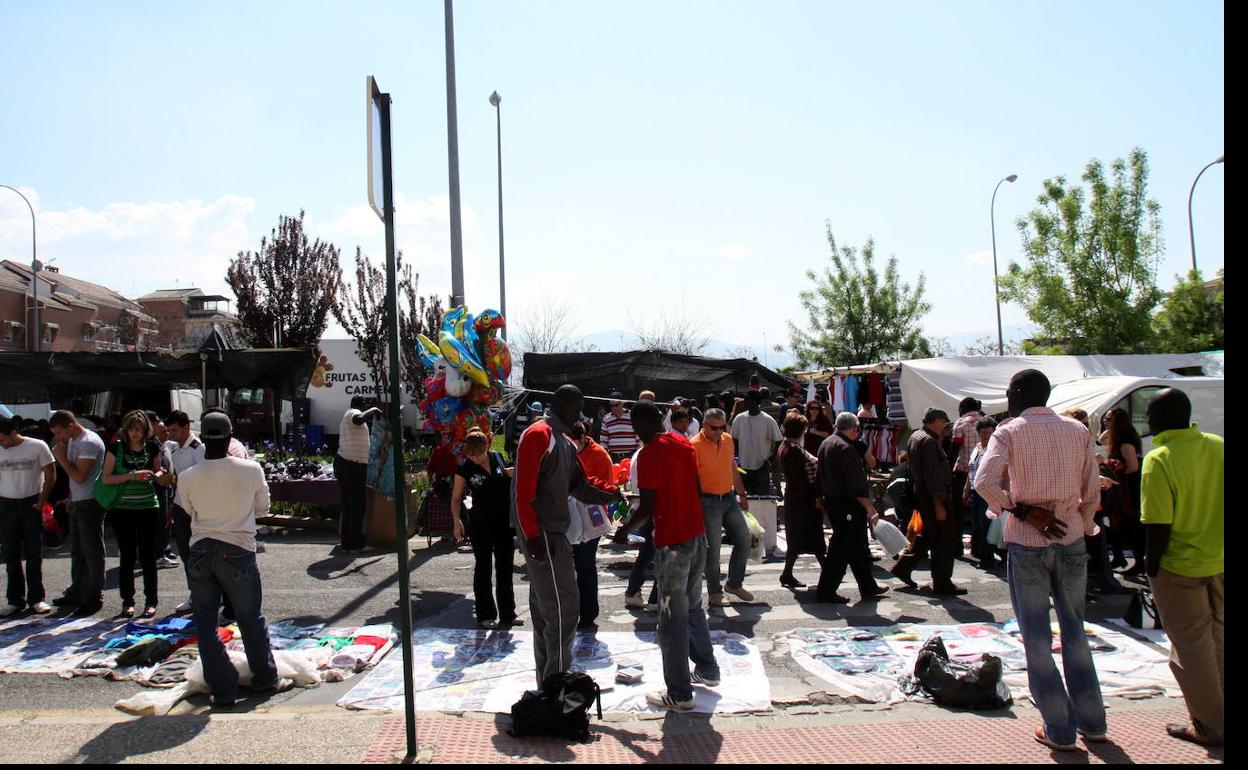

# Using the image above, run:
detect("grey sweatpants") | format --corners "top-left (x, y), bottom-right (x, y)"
top-left (519, 531), bottom-right (580, 688)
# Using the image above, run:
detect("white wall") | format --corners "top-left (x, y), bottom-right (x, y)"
top-left (309, 339), bottom-right (423, 434)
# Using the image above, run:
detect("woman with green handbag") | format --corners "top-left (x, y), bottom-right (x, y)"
top-left (99, 410), bottom-right (165, 619)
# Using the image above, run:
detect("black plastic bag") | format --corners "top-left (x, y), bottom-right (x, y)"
top-left (906, 635), bottom-right (1012, 710)
top-left (1124, 589), bottom-right (1163, 629)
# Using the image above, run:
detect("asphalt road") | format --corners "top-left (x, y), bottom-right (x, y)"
top-left (0, 524), bottom-right (1139, 718)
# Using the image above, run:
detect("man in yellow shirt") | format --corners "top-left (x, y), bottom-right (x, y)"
top-left (690, 409), bottom-right (753, 606)
top-left (1141, 388), bottom-right (1223, 748)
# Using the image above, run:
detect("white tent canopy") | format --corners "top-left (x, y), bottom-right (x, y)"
top-left (898, 353), bottom-right (1223, 428)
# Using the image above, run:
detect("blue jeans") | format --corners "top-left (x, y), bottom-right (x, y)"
top-left (655, 534), bottom-right (719, 701)
top-left (187, 538), bottom-right (278, 702)
top-left (1, 496), bottom-right (44, 607)
top-left (1008, 540), bottom-right (1106, 744)
top-left (626, 520), bottom-right (658, 603)
top-left (571, 537), bottom-right (600, 624)
top-left (701, 495), bottom-right (749, 596)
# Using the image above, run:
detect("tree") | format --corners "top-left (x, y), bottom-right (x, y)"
top-left (226, 211), bottom-right (341, 349)
top-left (999, 148), bottom-right (1164, 354)
top-left (962, 335), bottom-right (1022, 356)
top-left (332, 246), bottom-right (442, 401)
top-left (512, 300), bottom-right (596, 355)
top-left (629, 309), bottom-right (712, 356)
top-left (788, 225), bottom-right (933, 369)
top-left (1153, 269), bottom-right (1224, 353)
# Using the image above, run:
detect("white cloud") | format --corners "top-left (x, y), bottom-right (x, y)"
top-left (0, 190), bottom-right (256, 298)
top-left (962, 249), bottom-right (994, 266)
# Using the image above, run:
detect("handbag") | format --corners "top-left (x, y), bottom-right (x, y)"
top-left (1124, 589), bottom-right (1163, 630)
top-left (92, 441), bottom-right (125, 511)
top-left (986, 514), bottom-right (1006, 549)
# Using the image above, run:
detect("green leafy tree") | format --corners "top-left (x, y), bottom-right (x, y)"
top-left (226, 211), bottom-right (342, 349)
top-left (1154, 269), bottom-right (1224, 353)
top-left (1000, 148), bottom-right (1163, 354)
top-left (788, 225), bottom-right (933, 368)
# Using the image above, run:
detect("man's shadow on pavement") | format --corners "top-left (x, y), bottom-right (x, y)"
top-left (489, 711), bottom-right (725, 764)
top-left (70, 713), bottom-right (211, 763)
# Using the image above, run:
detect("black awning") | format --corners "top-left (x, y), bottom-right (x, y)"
top-left (0, 348), bottom-right (317, 404)
top-left (521, 350), bottom-right (793, 402)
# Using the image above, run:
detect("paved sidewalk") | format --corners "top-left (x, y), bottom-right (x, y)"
top-left (366, 700), bottom-right (1224, 765)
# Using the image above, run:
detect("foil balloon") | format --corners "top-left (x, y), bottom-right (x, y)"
top-left (416, 304), bottom-right (515, 474)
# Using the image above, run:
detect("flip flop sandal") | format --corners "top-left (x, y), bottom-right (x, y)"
top-left (141, 606), bottom-right (158, 619)
top-left (1034, 727), bottom-right (1078, 752)
top-left (119, 606), bottom-right (135, 619)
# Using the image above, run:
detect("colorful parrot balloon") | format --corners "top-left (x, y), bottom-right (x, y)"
top-left (417, 305), bottom-right (513, 469)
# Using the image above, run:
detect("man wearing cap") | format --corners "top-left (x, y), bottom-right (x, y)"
top-left (892, 408), bottom-right (966, 595)
top-left (157, 410), bottom-right (206, 614)
top-left (600, 392), bottom-right (639, 464)
top-left (178, 412), bottom-right (287, 707)
top-left (512, 385), bottom-right (623, 686)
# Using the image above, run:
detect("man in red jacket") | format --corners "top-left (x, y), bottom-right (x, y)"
top-left (511, 385), bottom-right (622, 687)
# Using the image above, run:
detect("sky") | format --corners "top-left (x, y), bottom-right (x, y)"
top-left (0, 1), bottom-right (1225, 357)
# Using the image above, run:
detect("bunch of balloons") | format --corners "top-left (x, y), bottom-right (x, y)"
top-left (416, 306), bottom-right (513, 474)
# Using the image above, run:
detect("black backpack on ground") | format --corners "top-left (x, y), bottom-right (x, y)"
top-left (510, 671), bottom-right (603, 742)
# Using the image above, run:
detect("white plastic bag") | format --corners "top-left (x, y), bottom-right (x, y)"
top-left (871, 519), bottom-right (909, 557)
top-left (742, 511), bottom-right (765, 562)
top-left (986, 513), bottom-right (1006, 548)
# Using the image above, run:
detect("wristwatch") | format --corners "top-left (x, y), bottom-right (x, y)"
top-left (1009, 504), bottom-right (1031, 521)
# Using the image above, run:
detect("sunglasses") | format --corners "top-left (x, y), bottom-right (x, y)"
top-left (705, 424), bottom-right (726, 432)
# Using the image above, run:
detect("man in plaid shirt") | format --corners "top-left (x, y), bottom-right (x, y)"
top-left (951, 397), bottom-right (985, 560)
top-left (974, 369), bottom-right (1106, 752)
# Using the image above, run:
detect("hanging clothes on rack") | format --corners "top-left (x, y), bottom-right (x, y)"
top-left (832, 376), bottom-right (846, 412)
top-left (886, 368), bottom-right (906, 423)
top-left (867, 372), bottom-right (886, 406)
top-left (843, 375), bottom-right (860, 414)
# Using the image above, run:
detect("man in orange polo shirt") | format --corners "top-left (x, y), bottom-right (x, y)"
top-left (691, 408), bottom-right (754, 606)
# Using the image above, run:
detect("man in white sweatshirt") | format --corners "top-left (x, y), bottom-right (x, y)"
top-left (178, 412), bottom-right (287, 707)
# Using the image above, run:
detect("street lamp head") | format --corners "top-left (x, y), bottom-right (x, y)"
top-left (1005, 174), bottom-right (1018, 183)
top-left (489, 91), bottom-right (500, 107)
top-left (1215, 155), bottom-right (1224, 164)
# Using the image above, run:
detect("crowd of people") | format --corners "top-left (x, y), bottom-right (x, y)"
top-left (0, 373), bottom-right (1223, 746)
top-left (0, 406), bottom-right (284, 706)
top-left (458, 372), bottom-right (1222, 749)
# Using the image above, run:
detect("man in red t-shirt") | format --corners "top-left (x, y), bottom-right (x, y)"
top-left (614, 400), bottom-right (720, 711)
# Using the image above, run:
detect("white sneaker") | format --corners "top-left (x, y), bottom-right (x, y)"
top-left (643, 603), bottom-right (658, 613)
top-left (0, 604), bottom-right (24, 618)
top-left (624, 593), bottom-right (646, 609)
top-left (690, 671), bottom-right (720, 687)
top-left (646, 690), bottom-right (695, 711)
top-left (725, 585), bottom-right (755, 602)
top-left (174, 601), bottom-right (193, 614)
top-left (707, 594), bottom-right (730, 607)
top-left (30, 602), bottom-right (53, 614)
top-left (157, 557), bottom-right (180, 569)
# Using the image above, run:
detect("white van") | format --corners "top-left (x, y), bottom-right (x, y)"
top-left (1047, 376), bottom-right (1223, 454)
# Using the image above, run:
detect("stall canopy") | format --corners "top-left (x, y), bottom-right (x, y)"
top-left (898, 353), bottom-right (1223, 428)
top-left (0, 348), bottom-right (318, 404)
top-left (522, 351), bottom-right (794, 403)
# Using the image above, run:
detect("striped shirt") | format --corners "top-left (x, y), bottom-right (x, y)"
top-left (952, 411), bottom-right (983, 473)
top-left (600, 411), bottom-right (639, 454)
top-left (973, 407), bottom-right (1099, 548)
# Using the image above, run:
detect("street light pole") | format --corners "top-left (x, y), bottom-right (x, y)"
top-left (444, 0), bottom-right (466, 308)
top-left (1187, 155), bottom-right (1224, 275)
top-left (0, 184), bottom-right (38, 352)
top-left (990, 174), bottom-right (1018, 356)
top-left (490, 91), bottom-right (507, 340)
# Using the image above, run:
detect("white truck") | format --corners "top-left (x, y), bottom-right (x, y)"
top-left (1046, 376), bottom-right (1224, 454)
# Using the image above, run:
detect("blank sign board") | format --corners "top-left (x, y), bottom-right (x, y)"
top-left (367, 75), bottom-right (385, 221)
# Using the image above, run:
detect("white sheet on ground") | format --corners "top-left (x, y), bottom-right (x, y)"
top-left (338, 628), bottom-right (771, 715)
top-left (777, 621), bottom-right (1179, 706)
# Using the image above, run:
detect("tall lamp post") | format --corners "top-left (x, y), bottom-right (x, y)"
top-left (0, 184), bottom-right (38, 352)
top-left (489, 91), bottom-right (507, 340)
top-left (444, 0), bottom-right (466, 308)
top-left (1187, 155), bottom-right (1224, 274)
top-left (990, 174), bottom-right (1018, 356)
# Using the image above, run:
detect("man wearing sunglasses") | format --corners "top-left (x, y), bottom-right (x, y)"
top-left (691, 409), bottom-right (754, 606)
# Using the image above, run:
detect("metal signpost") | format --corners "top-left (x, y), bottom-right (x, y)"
top-left (366, 75), bottom-right (418, 761)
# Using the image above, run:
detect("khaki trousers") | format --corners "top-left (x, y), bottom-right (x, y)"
top-left (1149, 568), bottom-right (1224, 740)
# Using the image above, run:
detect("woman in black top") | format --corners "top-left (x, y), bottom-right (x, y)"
top-left (778, 413), bottom-right (827, 588)
top-left (451, 429), bottom-right (521, 628)
top-left (99, 410), bottom-right (165, 618)
top-left (1101, 408), bottom-right (1145, 576)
